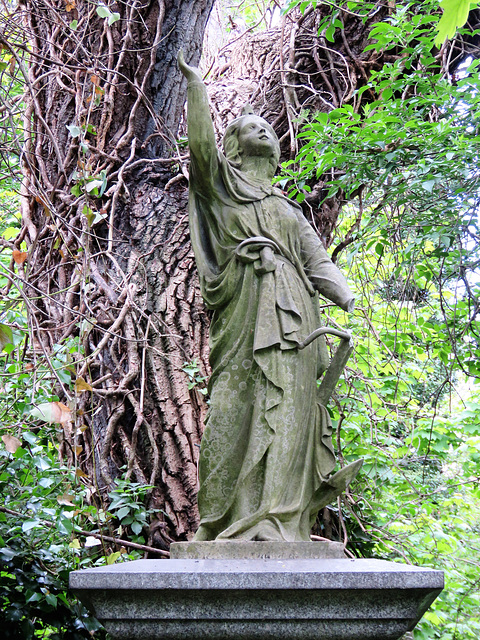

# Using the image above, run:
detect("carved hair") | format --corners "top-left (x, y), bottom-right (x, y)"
top-left (223, 116), bottom-right (281, 174)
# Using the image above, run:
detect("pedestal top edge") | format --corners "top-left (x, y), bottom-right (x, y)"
top-left (69, 558), bottom-right (444, 592)
top-left (70, 558), bottom-right (442, 575)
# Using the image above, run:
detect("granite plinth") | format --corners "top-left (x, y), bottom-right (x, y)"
top-left (170, 540), bottom-right (346, 559)
top-left (70, 557), bottom-right (443, 640)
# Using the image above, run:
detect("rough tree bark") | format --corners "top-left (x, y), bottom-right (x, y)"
top-left (17, 0), bottom-right (214, 546)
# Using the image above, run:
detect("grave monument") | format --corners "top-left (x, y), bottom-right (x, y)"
top-left (69, 51), bottom-right (444, 640)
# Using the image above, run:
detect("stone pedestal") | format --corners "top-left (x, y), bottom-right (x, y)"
top-left (70, 543), bottom-right (443, 640)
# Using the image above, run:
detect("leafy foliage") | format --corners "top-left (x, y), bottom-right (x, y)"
top-left (277, 0), bottom-right (480, 636)
top-left (281, 0), bottom-right (480, 384)
top-left (0, 424), bottom-right (107, 638)
top-left (108, 477), bottom-right (155, 539)
top-left (0, 395), bottom-right (156, 637)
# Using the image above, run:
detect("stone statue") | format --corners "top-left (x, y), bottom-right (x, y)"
top-left (178, 51), bottom-right (362, 543)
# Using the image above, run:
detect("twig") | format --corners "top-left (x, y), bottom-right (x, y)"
top-left (75, 529), bottom-right (169, 557)
top-left (0, 505), bottom-right (169, 557)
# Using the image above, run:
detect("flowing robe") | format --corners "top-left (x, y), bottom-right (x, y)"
top-left (187, 81), bottom-right (354, 541)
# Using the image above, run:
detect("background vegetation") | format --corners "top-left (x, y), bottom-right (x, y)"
top-left (1, 0), bottom-right (480, 638)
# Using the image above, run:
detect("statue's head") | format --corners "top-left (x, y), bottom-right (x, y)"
top-left (223, 111), bottom-right (281, 176)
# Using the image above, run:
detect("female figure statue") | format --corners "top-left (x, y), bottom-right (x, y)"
top-left (178, 52), bottom-right (358, 542)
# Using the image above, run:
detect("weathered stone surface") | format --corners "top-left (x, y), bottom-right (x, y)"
top-left (170, 540), bottom-right (346, 559)
top-left (178, 52), bottom-right (359, 543)
top-left (70, 558), bottom-right (444, 640)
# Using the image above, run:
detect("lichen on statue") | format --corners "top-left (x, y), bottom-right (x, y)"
top-left (178, 51), bottom-right (359, 542)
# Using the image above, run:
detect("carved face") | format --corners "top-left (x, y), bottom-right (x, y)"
top-left (237, 116), bottom-right (277, 158)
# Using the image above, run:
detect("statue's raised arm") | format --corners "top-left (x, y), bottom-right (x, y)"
top-left (178, 51), bottom-right (218, 193)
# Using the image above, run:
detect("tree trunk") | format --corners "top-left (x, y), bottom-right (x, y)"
top-left (19, 0), bottom-right (213, 544)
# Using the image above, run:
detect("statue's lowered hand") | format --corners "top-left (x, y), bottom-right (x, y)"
top-left (178, 50), bottom-right (203, 83)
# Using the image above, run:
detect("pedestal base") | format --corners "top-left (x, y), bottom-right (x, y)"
top-left (70, 555), bottom-right (443, 640)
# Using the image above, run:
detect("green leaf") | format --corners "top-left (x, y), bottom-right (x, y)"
top-left (421, 179), bottom-right (436, 192)
top-left (0, 548), bottom-right (17, 561)
top-left (435, 0), bottom-right (479, 47)
top-left (106, 551), bottom-right (122, 564)
top-left (99, 170), bottom-right (108, 196)
top-left (66, 124), bottom-right (81, 138)
top-left (108, 12), bottom-right (120, 25)
top-left (46, 593), bottom-right (58, 607)
top-left (38, 477), bottom-right (54, 488)
top-left (2, 226), bottom-right (20, 240)
top-left (116, 506), bottom-right (130, 520)
top-left (22, 519), bottom-right (41, 532)
top-left (57, 516), bottom-right (73, 534)
top-left (33, 455), bottom-right (51, 471)
top-left (96, 4), bottom-right (110, 19)
top-left (325, 24), bottom-right (336, 42)
top-left (131, 521), bottom-right (143, 535)
top-left (70, 20), bottom-right (78, 30)
top-left (0, 324), bottom-right (13, 352)
top-left (83, 204), bottom-right (107, 227)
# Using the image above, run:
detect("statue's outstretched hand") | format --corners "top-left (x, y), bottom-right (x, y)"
top-left (178, 50), bottom-right (203, 83)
